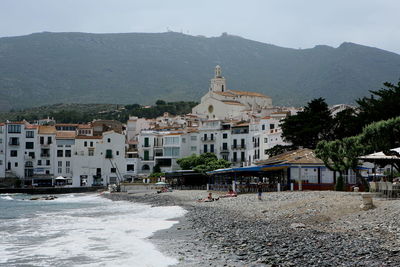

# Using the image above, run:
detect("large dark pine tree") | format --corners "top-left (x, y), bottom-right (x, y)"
top-left (281, 98), bottom-right (333, 149)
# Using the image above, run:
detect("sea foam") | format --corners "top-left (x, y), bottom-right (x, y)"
top-left (0, 194), bottom-right (186, 267)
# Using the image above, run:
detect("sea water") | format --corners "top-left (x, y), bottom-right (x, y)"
top-left (0, 193), bottom-right (186, 267)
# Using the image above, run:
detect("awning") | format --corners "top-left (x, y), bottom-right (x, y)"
top-left (207, 164), bottom-right (290, 175)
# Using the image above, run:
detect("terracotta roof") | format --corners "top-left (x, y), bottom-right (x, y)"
top-left (256, 148), bottom-right (324, 165)
top-left (261, 116), bottom-right (272, 119)
top-left (56, 131), bottom-right (76, 139)
top-left (221, 100), bottom-right (245, 106)
top-left (214, 91), bottom-right (237, 97)
top-left (75, 135), bottom-right (102, 139)
top-left (78, 124), bottom-right (92, 129)
top-left (166, 132), bottom-right (183, 136)
top-left (25, 125), bottom-right (39, 129)
top-left (38, 125), bottom-right (56, 134)
top-left (229, 90), bottom-right (269, 98)
top-left (56, 123), bottom-right (79, 127)
top-left (7, 121), bottom-right (25, 124)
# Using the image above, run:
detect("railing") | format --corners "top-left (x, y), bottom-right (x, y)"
top-left (231, 145), bottom-right (246, 149)
top-left (201, 137), bottom-right (215, 142)
top-left (8, 141), bottom-right (20, 146)
top-left (220, 147), bottom-right (229, 153)
top-left (40, 153), bottom-right (50, 157)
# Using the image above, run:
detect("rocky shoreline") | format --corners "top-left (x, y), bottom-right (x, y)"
top-left (104, 191), bottom-right (400, 266)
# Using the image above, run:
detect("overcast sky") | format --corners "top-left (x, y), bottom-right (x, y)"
top-left (1, 0), bottom-right (399, 54)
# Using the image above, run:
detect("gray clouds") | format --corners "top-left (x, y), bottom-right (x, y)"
top-left (1, 0), bottom-right (399, 53)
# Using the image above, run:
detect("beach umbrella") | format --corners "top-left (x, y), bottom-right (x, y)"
top-left (55, 176), bottom-right (66, 180)
top-left (155, 182), bottom-right (168, 185)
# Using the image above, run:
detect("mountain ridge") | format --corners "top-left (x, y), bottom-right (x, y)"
top-left (0, 31), bottom-right (399, 111)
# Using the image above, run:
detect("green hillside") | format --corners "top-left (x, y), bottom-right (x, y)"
top-left (0, 31), bottom-right (399, 111)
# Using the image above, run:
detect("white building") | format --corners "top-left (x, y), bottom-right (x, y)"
top-left (192, 66), bottom-right (273, 120)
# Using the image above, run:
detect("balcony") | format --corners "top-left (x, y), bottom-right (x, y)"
top-left (231, 145), bottom-right (246, 150)
top-left (41, 143), bottom-right (51, 147)
top-left (201, 137), bottom-right (215, 142)
top-left (24, 155), bottom-right (35, 160)
top-left (8, 141), bottom-right (20, 146)
top-left (220, 147), bottom-right (230, 153)
top-left (40, 153), bottom-right (50, 158)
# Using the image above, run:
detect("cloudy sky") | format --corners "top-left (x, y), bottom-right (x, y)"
top-left (1, 0), bottom-right (399, 53)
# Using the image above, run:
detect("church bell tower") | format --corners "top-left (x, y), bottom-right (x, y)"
top-left (210, 65), bottom-right (226, 92)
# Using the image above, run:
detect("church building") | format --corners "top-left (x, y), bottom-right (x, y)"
top-left (192, 66), bottom-right (273, 119)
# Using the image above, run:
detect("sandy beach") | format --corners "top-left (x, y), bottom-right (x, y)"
top-left (105, 190), bottom-right (400, 266)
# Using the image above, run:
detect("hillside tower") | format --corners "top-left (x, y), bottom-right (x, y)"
top-left (210, 65), bottom-right (226, 92)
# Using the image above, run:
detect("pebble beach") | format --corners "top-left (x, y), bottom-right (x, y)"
top-left (105, 190), bottom-right (400, 266)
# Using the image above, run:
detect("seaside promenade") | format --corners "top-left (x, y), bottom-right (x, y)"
top-left (106, 190), bottom-right (400, 266)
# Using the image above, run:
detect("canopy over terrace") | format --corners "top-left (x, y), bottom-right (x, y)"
top-left (359, 147), bottom-right (400, 178)
top-left (207, 164), bottom-right (290, 192)
top-left (207, 148), bottom-right (344, 191)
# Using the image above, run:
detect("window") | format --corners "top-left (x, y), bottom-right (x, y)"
top-left (65, 150), bottom-right (71, 157)
top-left (116, 151), bottom-right (119, 156)
top-left (233, 152), bottom-right (237, 162)
top-left (262, 125), bottom-right (265, 130)
top-left (165, 137), bottom-right (179, 145)
top-left (24, 142), bottom-right (33, 149)
top-left (127, 164), bottom-right (134, 171)
top-left (142, 165), bottom-right (150, 171)
top-left (241, 139), bottom-right (245, 148)
top-left (46, 160), bottom-right (50, 166)
top-left (107, 138), bottom-right (111, 143)
top-left (203, 144), bottom-right (207, 153)
top-left (40, 136), bottom-right (44, 144)
top-left (191, 146), bottom-right (197, 152)
top-left (47, 137), bottom-right (52, 144)
top-left (15, 162), bottom-right (18, 167)
top-left (164, 147), bottom-right (180, 157)
top-left (8, 125), bottom-right (21, 133)
top-left (58, 161), bottom-right (62, 167)
top-left (223, 133), bottom-right (228, 139)
top-left (144, 137), bottom-right (149, 147)
top-left (0, 160), bottom-right (2, 165)
top-left (203, 134), bottom-right (207, 141)
top-left (270, 124), bottom-right (275, 130)
top-left (0, 138), bottom-right (2, 144)
top-left (66, 161), bottom-right (70, 167)
top-left (58, 168), bottom-right (62, 174)
top-left (88, 149), bottom-right (94, 156)
top-left (233, 139), bottom-right (237, 148)
top-left (90, 141), bottom-right (93, 147)
top-left (106, 149), bottom-right (113, 158)
top-left (210, 144), bottom-right (214, 153)
top-left (190, 136), bottom-right (197, 141)
top-left (264, 138), bottom-right (268, 143)
top-left (66, 168), bottom-right (70, 174)
top-left (111, 168), bottom-right (116, 173)
top-left (210, 134), bottom-right (214, 140)
top-left (38, 160), bottom-right (42, 166)
top-left (182, 138), bottom-right (186, 143)
top-left (222, 143), bottom-right (228, 150)
top-left (28, 152), bottom-right (35, 158)
top-left (264, 149), bottom-right (269, 155)
top-left (241, 152), bottom-right (245, 162)
top-left (26, 131), bottom-right (34, 138)
top-left (10, 150), bottom-right (17, 157)
top-left (9, 137), bottom-right (19, 145)
top-left (57, 150), bottom-right (63, 157)
top-left (84, 141), bottom-right (87, 147)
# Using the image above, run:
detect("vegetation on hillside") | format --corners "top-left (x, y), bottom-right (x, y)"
top-left (0, 100), bottom-right (198, 123)
top-left (0, 32), bottom-right (399, 111)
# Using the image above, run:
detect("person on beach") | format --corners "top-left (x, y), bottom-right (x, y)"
top-left (197, 192), bottom-right (219, 202)
top-left (257, 182), bottom-right (263, 200)
top-left (219, 188), bottom-right (238, 198)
